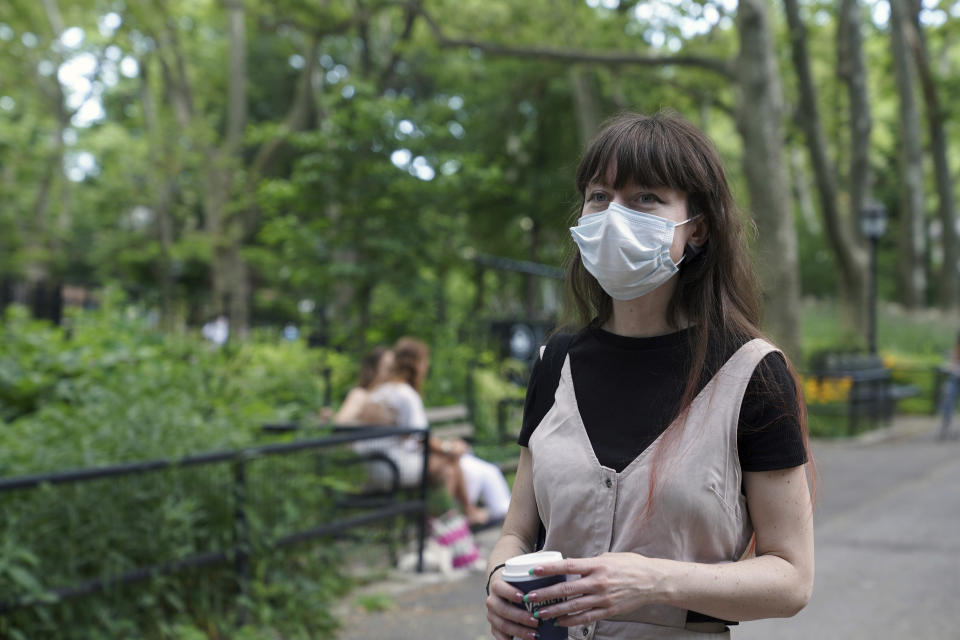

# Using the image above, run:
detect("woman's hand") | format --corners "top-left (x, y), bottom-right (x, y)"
top-left (524, 553), bottom-right (669, 627)
top-left (445, 438), bottom-right (470, 458)
top-left (485, 570), bottom-right (541, 640)
top-left (433, 437), bottom-right (469, 459)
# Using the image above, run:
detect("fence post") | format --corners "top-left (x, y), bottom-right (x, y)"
top-left (417, 430), bottom-right (429, 573)
top-left (848, 378), bottom-right (859, 435)
top-left (233, 455), bottom-right (250, 623)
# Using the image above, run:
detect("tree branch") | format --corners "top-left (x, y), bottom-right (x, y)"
top-left (257, 1), bottom-right (409, 39)
top-left (224, 0), bottom-right (247, 151)
top-left (417, 7), bottom-right (735, 79)
top-left (378, 2), bottom-right (419, 90)
top-left (249, 35), bottom-right (319, 178)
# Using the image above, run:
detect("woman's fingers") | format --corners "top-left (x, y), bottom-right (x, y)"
top-left (489, 578), bottom-right (525, 604)
top-left (486, 593), bottom-right (538, 626)
top-left (487, 613), bottom-right (541, 640)
top-left (486, 602), bottom-right (540, 640)
top-left (486, 585), bottom-right (540, 640)
top-left (522, 574), bottom-right (590, 606)
top-left (534, 557), bottom-right (595, 577)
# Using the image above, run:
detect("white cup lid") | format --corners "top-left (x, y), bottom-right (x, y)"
top-left (501, 551), bottom-right (563, 581)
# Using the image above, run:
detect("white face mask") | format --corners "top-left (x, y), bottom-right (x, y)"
top-left (570, 201), bottom-right (699, 301)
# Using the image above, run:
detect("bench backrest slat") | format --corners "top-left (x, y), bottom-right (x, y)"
top-left (424, 405), bottom-right (469, 424)
top-left (431, 424), bottom-right (475, 440)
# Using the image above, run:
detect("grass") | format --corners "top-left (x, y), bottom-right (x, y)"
top-left (354, 593), bottom-right (394, 613)
top-left (800, 298), bottom-right (958, 364)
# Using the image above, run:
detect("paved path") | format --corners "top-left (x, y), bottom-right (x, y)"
top-left (335, 417), bottom-right (960, 639)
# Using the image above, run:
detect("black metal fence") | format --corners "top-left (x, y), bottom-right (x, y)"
top-left (0, 426), bottom-right (429, 615)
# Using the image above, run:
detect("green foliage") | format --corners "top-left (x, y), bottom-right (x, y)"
top-left (0, 297), bottom-right (337, 473)
top-left (800, 298), bottom-right (957, 367)
top-left (354, 592), bottom-right (393, 613)
top-left (3, 0), bottom-right (960, 633)
top-left (799, 298), bottom-right (956, 436)
top-left (0, 297), bottom-right (519, 638)
top-left (0, 301), bottom-right (356, 638)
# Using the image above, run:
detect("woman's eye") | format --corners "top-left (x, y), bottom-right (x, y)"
top-left (636, 193), bottom-right (660, 205)
top-left (587, 191), bottom-right (608, 203)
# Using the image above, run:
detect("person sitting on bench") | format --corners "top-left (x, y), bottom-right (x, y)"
top-left (345, 338), bottom-right (510, 525)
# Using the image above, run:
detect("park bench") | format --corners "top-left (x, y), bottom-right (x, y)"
top-left (808, 352), bottom-right (920, 434)
top-left (262, 403), bottom-right (512, 538)
top-left (264, 402), bottom-right (521, 479)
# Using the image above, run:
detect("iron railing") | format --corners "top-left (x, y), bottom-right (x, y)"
top-left (0, 426), bottom-right (429, 614)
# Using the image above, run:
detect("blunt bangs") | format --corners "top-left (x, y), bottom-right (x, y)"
top-left (575, 112), bottom-right (724, 208)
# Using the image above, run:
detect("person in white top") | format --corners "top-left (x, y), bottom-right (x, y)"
top-left (354, 338), bottom-right (511, 525)
top-left (331, 346), bottom-right (396, 426)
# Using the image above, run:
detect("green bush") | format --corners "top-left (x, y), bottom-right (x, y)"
top-left (0, 296), bottom-right (523, 638)
top-left (0, 301), bottom-right (358, 639)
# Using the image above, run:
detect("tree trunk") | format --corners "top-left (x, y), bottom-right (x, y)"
top-left (905, 0), bottom-right (958, 309)
top-left (838, 0), bottom-right (873, 246)
top-left (221, 0), bottom-right (250, 336)
top-left (139, 57), bottom-right (177, 330)
top-left (888, 0), bottom-right (927, 308)
top-left (734, 0), bottom-right (801, 360)
top-left (203, 163), bottom-right (229, 318)
top-left (36, 0), bottom-right (72, 284)
top-left (784, 0), bottom-right (868, 334)
top-left (154, 178), bottom-right (177, 329)
top-left (568, 66), bottom-right (600, 147)
top-left (790, 147), bottom-right (819, 234)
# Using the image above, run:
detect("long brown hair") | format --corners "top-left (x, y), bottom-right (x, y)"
top-left (358, 346), bottom-right (390, 390)
top-left (391, 337), bottom-right (430, 393)
top-left (563, 110), bottom-right (812, 508)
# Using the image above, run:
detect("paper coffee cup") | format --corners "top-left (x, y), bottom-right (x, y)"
top-left (502, 551), bottom-right (568, 640)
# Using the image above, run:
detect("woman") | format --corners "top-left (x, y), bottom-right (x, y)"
top-left (331, 346), bottom-right (396, 425)
top-left (367, 337), bottom-right (509, 525)
top-left (484, 111), bottom-right (814, 639)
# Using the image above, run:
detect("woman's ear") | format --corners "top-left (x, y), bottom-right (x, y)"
top-left (682, 216), bottom-right (709, 262)
top-left (688, 216), bottom-right (709, 249)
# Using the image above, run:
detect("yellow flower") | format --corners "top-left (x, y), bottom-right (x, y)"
top-left (800, 375), bottom-right (852, 404)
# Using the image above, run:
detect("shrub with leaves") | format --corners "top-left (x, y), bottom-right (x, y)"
top-left (0, 302), bottom-right (355, 639)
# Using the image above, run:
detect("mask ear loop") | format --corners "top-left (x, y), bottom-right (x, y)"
top-left (678, 214), bottom-right (706, 263)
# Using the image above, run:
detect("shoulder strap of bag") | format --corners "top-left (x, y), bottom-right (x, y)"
top-left (543, 331), bottom-right (574, 395)
top-left (535, 331), bottom-right (574, 551)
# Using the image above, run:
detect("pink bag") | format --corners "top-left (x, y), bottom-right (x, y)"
top-left (429, 510), bottom-right (480, 569)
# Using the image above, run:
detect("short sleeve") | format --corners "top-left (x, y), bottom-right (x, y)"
top-left (517, 355), bottom-right (549, 447)
top-left (371, 383), bottom-right (428, 429)
top-left (737, 352), bottom-right (807, 471)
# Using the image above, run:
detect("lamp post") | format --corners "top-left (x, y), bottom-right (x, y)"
top-left (860, 202), bottom-right (888, 355)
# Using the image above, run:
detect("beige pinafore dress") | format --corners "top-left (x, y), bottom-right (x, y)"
top-left (529, 339), bottom-right (777, 639)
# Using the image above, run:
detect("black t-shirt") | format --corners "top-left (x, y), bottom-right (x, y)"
top-left (517, 324), bottom-right (807, 473)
